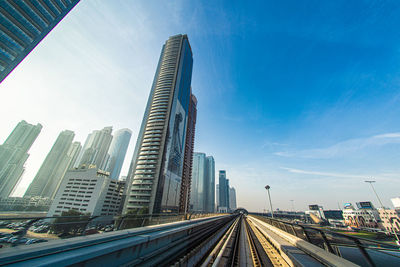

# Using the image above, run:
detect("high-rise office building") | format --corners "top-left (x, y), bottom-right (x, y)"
top-left (123, 34), bottom-right (194, 214)
top-left (205, 156), bottom-right (215, 212)
top-left (105, 128), bottom-right (132, 180)
top-left (218, 170), bottom-right (229, 212)
top-left (190, 153), bottom-right (215, 213)
top-left (75, 126), bottom-right (113, 170)
top-left (66, 141), bottom-right (81, 170)
top-left (190, 153), bottom-right (206, 212)
top-left (226, 178), bottom-right (230, 210)
top-left (0, 0), bottom-right (80, 83)
top-left (24, 130), bottom-right (79, 199)
top-left (229, 187), bottom-right (237, 211)
top-left (216, 184), bottom-right (219, 209)
top-left (0, 120), bottom-right (42, 197)
top-left (179, 94), bottom-right (197, 213)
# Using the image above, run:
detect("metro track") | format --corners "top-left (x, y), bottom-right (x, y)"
top-left (170, 214), bottom-right (290, 267)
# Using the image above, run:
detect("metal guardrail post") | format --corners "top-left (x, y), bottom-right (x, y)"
top-left (290, 225), bottom-right (298, 237)
top-left (318, 230), bottom-right (335, 254)
top-left (299, 225), bottom-right (312, 243)
top-left (353, 238), bottom-right (376, 267)
top-left (116, 215), bottom-right (127, 230)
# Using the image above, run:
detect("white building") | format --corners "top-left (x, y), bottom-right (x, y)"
top-left (391, 197), bottom-right (400, 210)
top-left (48, 168), bottom-right (124, 217)
top-left (342, 202), bottom-right (381, 229)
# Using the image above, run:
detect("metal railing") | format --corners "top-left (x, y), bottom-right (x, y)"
top-left (0, 212), bottom-right (220, 248)
top-left (252, 214), bottom-right (400, 267)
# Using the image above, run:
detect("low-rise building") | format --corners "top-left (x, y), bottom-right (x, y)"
top-left (48, 168), bottom-right (124, 217)
top-left (342, 202), bottom-right (381, 229)
top-left (0, 196), bottom-right (52, 211)
top-left (378, 209), bottom-right (400, 233)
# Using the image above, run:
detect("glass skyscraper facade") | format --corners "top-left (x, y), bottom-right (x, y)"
top-left (24, 130), bottom-right (81, 199)
top-left (204, 156), bottom-right (215, 212)
top-left (0, 120), bottom-right (42, 198)
top-left (229, 186), bottom-right (237, 211)
top-left (179, 94), bottom-right (197, 213)
top-left (218, 170), bottom-right (229, 210)
top-left (0, 0), bottom-right (80, 83)
top-left (123, 34), bottom-right (194, 214)
top-left (190, 153), bottom-right (206, 212)
top-left (75, 126), bottom-right (113, 170)
top-left (190, 153), bottom-right (215, 213)
top-left (105, 128), bottom-right (132, 180)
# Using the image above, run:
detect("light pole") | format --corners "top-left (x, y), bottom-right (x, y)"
top-left (265, 185), bottom-right (274, 219)
top-left (365, 180), bottom-right (400, 244)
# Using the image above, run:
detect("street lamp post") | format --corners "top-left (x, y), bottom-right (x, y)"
top-left (290, 200), bottom-right (295, 213)
top-left (365, 180), bottom-right (400, 245)
top-left (265, 185), bottom-right (274, 219)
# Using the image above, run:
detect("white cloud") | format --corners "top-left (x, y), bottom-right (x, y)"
top-left (275, 132), bottom-right (400, 159)
top-left (281, 167), bottom-right (366, 179)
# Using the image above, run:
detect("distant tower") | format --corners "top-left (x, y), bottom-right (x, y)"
top-left (218, 170), bottom-right (228, 211)
top-left (0, 120), bottom-right (42, 197)
top-left (229, 187), bottom-right (237, 210)
top-left (205, 156), bottom-right (215, 212)
top-left (0, 0), bottom-right (80, 83)
top-left (179, 94), bottom-right (197, 213)
top-left (190, 153), bottom-right (215, 213)
top-left (76, 127), bottom-right (113, 170)
top-left (24, 130), bottom-right (78, 199)
top-left (123, 34), bottom-right (194, 214)
top-left (105, 128), bottom-right (132, 180)
top-left (190, 153), bottom-right (206, 212)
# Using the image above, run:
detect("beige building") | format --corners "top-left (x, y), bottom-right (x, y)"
top-left (378, 209), bottom-right (400, 233)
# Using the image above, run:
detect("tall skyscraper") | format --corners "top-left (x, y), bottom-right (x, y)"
top-left (0, 0), bottom-right (80, 83)
top-left (24, 130), bottom-right (79, 199)
top-left (0, 120), bottom-right (42, 198)
top-left (229, 187), bottom-right (237, 211)
top-left (179, 94), bottom-right (197, 213)
top-left (218, 170), bottom-right (229, 211)
top-left (190, 153), bottom-right (206, 212)
top-left (75, 126), bottom-right (113, 170)
top-left (123, 34), bottom-right (194, 214)
top-left (105, 128), bottom-right (132, 180)
top-left (204, 156), bottom-right (215, 212)
top-left (190, 153), bottom-right (215, 213)
top-left (66, 141), bottom-right (81, 170)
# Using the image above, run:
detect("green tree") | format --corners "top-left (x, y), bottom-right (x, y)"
top-left (51, 210), bottom-right (90, 235)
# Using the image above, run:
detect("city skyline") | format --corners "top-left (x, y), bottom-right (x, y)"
top-left (1, 1), bottom-right (400, 211)
top-left (1, 121), bottom-right (133, 197)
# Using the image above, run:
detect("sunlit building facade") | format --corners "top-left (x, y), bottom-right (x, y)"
top-left (190, 153), bottom-right (215, 213)
top-left (105, 128), bottom-right (132, 180)
top-left (0, 120), bottom-right (42, 198)
top-left (123, 34), bottom-right (194, 214)
top-left (179, 95), bottom-right (197, 213)
top-left (218, 170), bottom-right (229, 212)
top-left (75, 126), bottom-right (113, 170)
top-left (24, 130), bottom-right (80, 199)
top-left (0, 0), bottom-right (80, 83)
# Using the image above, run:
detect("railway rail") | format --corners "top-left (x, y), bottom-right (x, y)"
top-left (0, 214), bottom-right (361, 266)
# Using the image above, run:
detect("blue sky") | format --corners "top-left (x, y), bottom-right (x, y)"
top-left (1, 1), bottom-right (400, 211)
